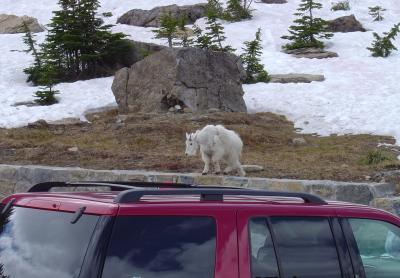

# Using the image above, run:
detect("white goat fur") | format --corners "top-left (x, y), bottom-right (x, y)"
top-left (186, 125), bottom-right (245, 176)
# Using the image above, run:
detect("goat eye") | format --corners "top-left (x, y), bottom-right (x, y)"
top-left (190, 143), bottom-right (193, 146)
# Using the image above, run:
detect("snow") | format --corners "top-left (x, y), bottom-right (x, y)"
top-left (0, 0), bottom-right (399, 144)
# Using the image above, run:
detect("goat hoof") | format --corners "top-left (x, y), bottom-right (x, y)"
top-left (214, 171), bottom-right (221, 175)
top-left (202, 172), bottom-right (208, 175)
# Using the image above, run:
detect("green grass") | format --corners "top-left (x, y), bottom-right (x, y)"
top-left (362, 149), bottom-right (394, 165)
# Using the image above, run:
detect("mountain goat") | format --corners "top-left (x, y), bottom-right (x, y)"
top-left (185, 125), bottom-right (245, 177)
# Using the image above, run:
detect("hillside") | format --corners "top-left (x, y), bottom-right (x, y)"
top-left (1, 0), bottom-right (399, 142)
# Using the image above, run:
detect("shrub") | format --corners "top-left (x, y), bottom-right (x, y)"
top-left (362, 150), bottom-right (393, 165)
top-left (331, 1), bottom-right (350, 11)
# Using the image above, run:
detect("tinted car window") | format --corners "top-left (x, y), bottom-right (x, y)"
top-left (349, 218), bottom-right (400, 278)
top-left (102, 216), bottom-right (216, 278)
top-left (271, 217), bottom-right (342, 278)
top-left (249, 218), bottom-right (279, 278)
top-left (0, 206), bottom-right (99, 278)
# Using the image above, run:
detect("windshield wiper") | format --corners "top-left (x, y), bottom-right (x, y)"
top-left (1, 198), bottom-right (16, 217)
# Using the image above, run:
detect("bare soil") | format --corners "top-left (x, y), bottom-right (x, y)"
top-left (0, 109), bottom-right (399, 182)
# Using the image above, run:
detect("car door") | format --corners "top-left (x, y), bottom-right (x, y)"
top-left (341, 217), bottom-right (400, 278)
top-left (237, 207), bottom-right (352, 278)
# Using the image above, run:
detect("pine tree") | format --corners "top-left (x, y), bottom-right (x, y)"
top-left (281, 0), bottom-right (333, 50)
top-left (34, 62), bottom-right (59, 105)
top-left (241, 28), bottom-right (269, 84)
top-left (25, 0), bottom-right (132, 84)
top-left (367, 23), bottom-right (400, 57)
top-left (153, 12), bottom-right (184, 47)
top-left (224, 0), bottom-right (253, 21)
top-left (205, 0), bottom-right (224, 19)
top-left (369, 6), bottom-right (386, 22)
top-left (22, 21), bottom-right (43, 84)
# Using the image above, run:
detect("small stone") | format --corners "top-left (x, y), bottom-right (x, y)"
top-left (292, 137), bottom-right (307, 146)
top-left (365, 175), bottom-right (371, 181)
top-left (341, 163), bottom-right (349, 168)
top-left (174, 105), bottom-right (182, 111)
top-left (28, 119), bottom-right (49, 129)
top-left (68, 146), bottom-right (79, 152)
top-left (169, 107), bottom-right (175, 112)
top-left (243, 165), bottom-right (264, 173)
top-left (116, 114), bottom-right (128, 124)
top-left (207, 108), bottom-right (221, 113)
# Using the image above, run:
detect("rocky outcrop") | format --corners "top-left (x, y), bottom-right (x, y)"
top-left (327, 14), bottom-right (366, 33)
top-left (125, 40), bottom-right (167, 66)
top-left (269, 74), bottom-right (325, 83)
top-left (0, 14), bottom-right (44, 34)
top-left (112, 47), bottom-right (247, 114)
top-left (117, 4), bottom-right (207, 27)
top-left (261, 0), bottom-right (287, 3)
top-left (284, 47), bottom-right (339, 59)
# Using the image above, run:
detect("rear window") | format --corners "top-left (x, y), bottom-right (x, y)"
top-left (102, 216), bottom-right (216, 278)
top-left (0, 206), bottom-right (99, 278)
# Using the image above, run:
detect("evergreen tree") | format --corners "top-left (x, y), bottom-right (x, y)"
top-left (22, 21), bottom-right (43, 84)
top-left (369, 6), bottom-right (386, 22)
top-left (25, 0), bottom-right (132, 84)
top-left (153, 12), bottom-right (186, 47)
top-left (281, 0), bottom-right (333, 50)
top-left (224, 0), bottom-right (253, 21)
top-left (241, 28), bottom-right (269, 83)
top-left (367, 23), bottom-right (400, 57)
top-left (205, 0), bottom-right (224, 19)
top-left (34, 62), bottom-right (59, 105)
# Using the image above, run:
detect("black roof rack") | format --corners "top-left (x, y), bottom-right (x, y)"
top-left (115, 188), bottom-right (328, 205)
top-left (27, 181), bottom-right (327, 205)
top-left (27, 181), bottom-right (194, 192)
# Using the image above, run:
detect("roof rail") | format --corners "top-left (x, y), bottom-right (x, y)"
top-left (27, 181), bottom-right (194, 193)
top-left (115, 188), bottom-right (328, 205)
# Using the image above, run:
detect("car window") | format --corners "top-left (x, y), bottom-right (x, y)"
top-left (249, 218), bottom-right (279, 278)
top-left (271, 217), bottom-right (342, 278)
top-left (348, 218), bottom-right (400, 278)
top-left (0, 206), bottom-right (99, 278)
top-left (102, 216), bottom-right (216, 278)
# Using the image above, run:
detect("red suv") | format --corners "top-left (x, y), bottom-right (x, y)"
top-left (1, 181), bottom-right (400, 278)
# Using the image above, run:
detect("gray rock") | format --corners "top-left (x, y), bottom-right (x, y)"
top-left (117, 3), bottom-right (207, 27)
top-left (284, 47), bottom-right (339, 59)
top-left (336, 184), bottom-right (373, 205)
top-left (269, 74), bottom-right (325, 83)
top-left (243, 165), bottom-right (264, 173)
top-left (68, 147), bottom-right (79, 152)
top-left (0, 14), bottom-right (44, 34)
top-left (261, 0), bottom-right (287, 3)
top-left (125, 40), bottom-right (167, 67)
top-left (328, 14), bottom-right (366, 33)
top-left (112, 47), bottom-right (247, 114)
top-left (292, 137), bottom-right (307, 146)
top-left (28, 119), bottom-right (49, 129)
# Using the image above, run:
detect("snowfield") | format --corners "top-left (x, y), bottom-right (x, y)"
top-left (0, 0), bottom-right (399, 143)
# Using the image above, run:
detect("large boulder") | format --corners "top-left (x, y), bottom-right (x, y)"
top-left (117, 4), bottom-right (207, 27)
top-left (0, 14), bottom-right (44, 34)
top-left (125, 40), bottom-right (167, 66)
top-left (327, 15), bottom-right (366, 33)
top-left (112, 47), bottom-right (247, 114)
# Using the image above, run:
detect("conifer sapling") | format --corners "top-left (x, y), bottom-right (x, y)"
top-left (368, 6), bottom-right (386, 22)
top-left (153, 12), bottom-right (184, 47)
top-left (241, 28), bottom-right (270, 83)
top-left (367, 23), bottom-right (400, 57)
top-left (281, 0), bottom-right (333, 50)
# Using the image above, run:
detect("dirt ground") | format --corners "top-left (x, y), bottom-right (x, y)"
top-left (0, 109), bottom-right (399, 182)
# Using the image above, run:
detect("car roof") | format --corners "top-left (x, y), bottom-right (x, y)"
top-left (2, 182), bottom-right (399, 223)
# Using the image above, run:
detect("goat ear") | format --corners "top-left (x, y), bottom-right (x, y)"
top-left (193, 130), bottom-right (199, 140)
